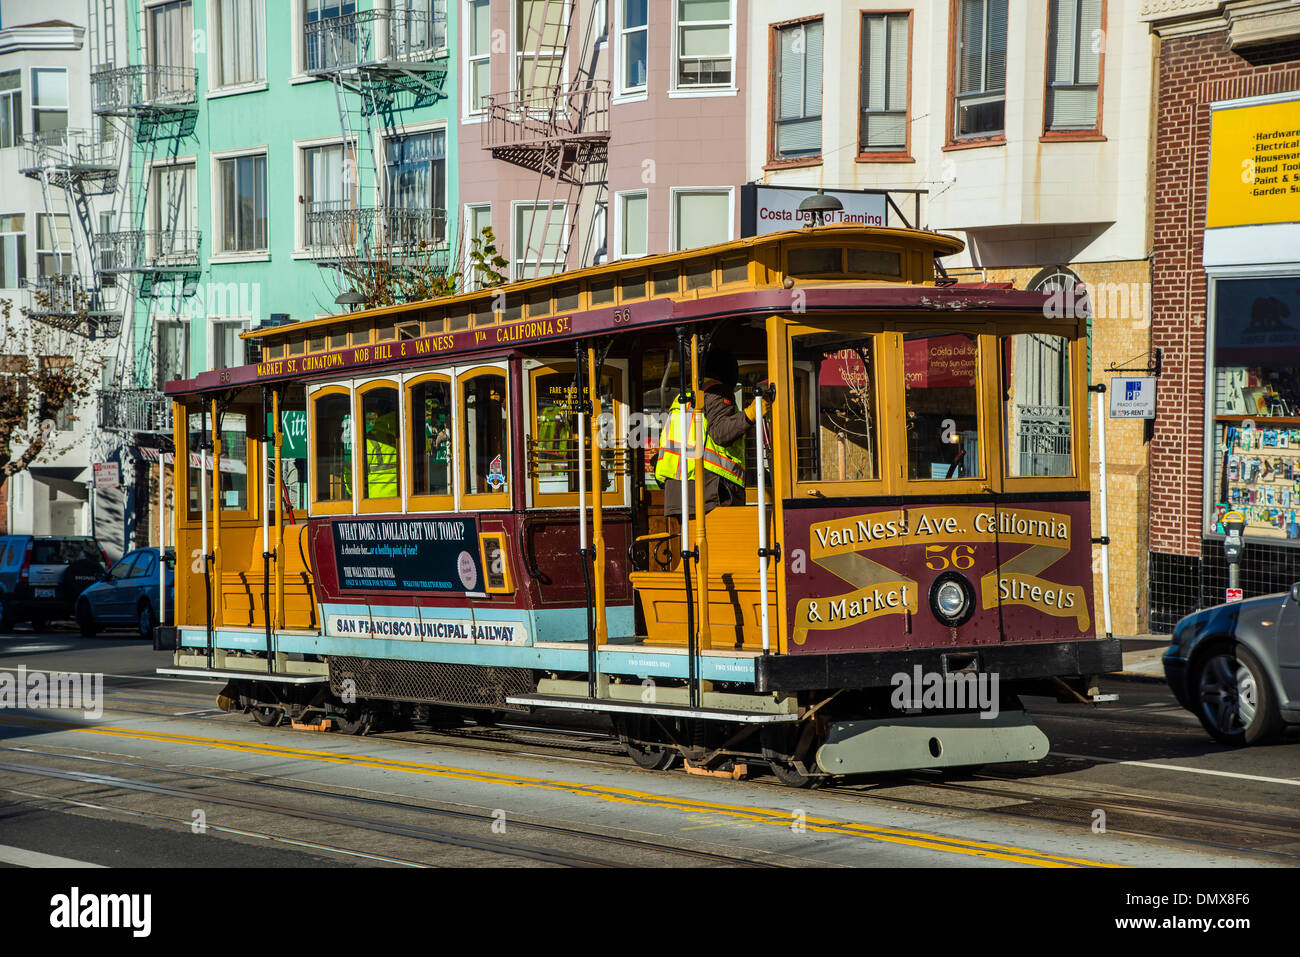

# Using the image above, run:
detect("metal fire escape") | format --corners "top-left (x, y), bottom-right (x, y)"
top-left (86, 0), bottom-right (199, 437)
top-left (303, 2), bottom-right (450, 290)
top-left (481, 0), bottom-right (610, 279)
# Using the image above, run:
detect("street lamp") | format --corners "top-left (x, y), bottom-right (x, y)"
top-left (335, 290), bottom-right (366, 313)
top-left (798, 189), bottom-right (844, 227)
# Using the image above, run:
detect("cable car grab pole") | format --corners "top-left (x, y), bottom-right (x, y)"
top-left (200, 402), bottom-right (212, 661)
top-left (576, 340), bottom-right (597, 697)
top-left (755, 384), bottom-right (771, 654)
top-left (675, 327), bottom-right (698, 709)
top-left (262, 387), bottom-right (273, 673)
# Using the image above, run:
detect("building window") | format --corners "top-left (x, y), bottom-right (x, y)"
top-left (217, 153), bottom-right (268, 253)
top-left (150, 163), bottom-right (197, 258)
top-left (211, 318), bottom-right (249, 370)
top-left (31, 69), bottom-right (68, 136)
top-left (516, 0), bottom-right (566, 105)
top-left (590, 199), bottom-right (607, 265)
top-left (772, 19), bottom-right (823, 161)
top-left (157, 320), bottom-right (190, 388)
top-left (675, 0), bottom-right (733, 89)
top-left (615, 190), bottom-right (647, 259)
top-left (953, 0), bottom-right (1007, 140)
top-left (1208, 277), bottom-right (1300, 543)
top-left (1046, 0), bottom-right (1102, 132)
top-left (303, 142), bottom-right (347, 248)
top-left (385, 129), bottom-right (447, 244)
top-left (860, 13), bottom-right (910, 154)
top-left (0, 215), bottom-right (25, 288)
top-left (618, 0), bottom-right (648, 93)
top-left (466, 0), bottom-right (491, 115)
top-left (513, 202), bottom-right (566, 279)
top-left (671, 188), bottom-right (731, 252)
top-left (0, 72), bottom-right (21, 149)
top-left (304, 0), bottom-right (357, 72)
top-left (215, 0), bottom-right (266, 87)
top-left (391, 0), bottom-right (447, 58)
top-left (151, 1), bottom-right (195, 71)
top-left (35, 214), bottom-right (72, 278)
top-left (463, 203), bottom-right (492, 289)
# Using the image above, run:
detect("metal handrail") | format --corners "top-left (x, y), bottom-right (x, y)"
top-left (98, 229), bottom-right (202, 272)
top-left (304, 8), bottom-right (448, 74)
top-left (303, 203), bottom-right (447, 255)
top-left (91, 64), bottom-right (198, 113)
top-left (99, 387), bottom-right (173, 434)
top-left (18, 129), bottom-right (117, 173)
top-left (482, 80), bottom-right (611, 151)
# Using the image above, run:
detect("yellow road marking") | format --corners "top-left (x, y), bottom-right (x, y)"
top-left (0, 714), bottom-right (1115, 867)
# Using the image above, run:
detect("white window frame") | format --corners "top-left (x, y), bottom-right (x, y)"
top-left (668, 186), bottom-right (734, 253)
top-left (210, 146), bottom-right (270, 261)
top-left (293, 134), bottom-right (352, 255)
top-left (510, 199), bottom-right (569, 281)
top-left (613, 0), bottom-right (648, 100)
top-left (613, 189), bottom-right (647, 260)
top-left (462, 202), bottom-right (492, 289)
top-left (29, 66), bottom-right (68, 137)
top-left (207, 316), bottom-right (253, 373)
top-left (462, 0), bottom-right (492, 121)
top-left (155, 315), bottom-right (191, 388)
top-left (148, 155), bottom-right (198, 254)
top-left (0, 70), bottom-right (23, 149)
top-left (207, 0), bottom-right (268, 94)
top-left (0, 214), bottom-right (26, 289)
top-left (669, 0), bottom-right (736, 97)
top-left (35, 212), bottom-right (73, 278)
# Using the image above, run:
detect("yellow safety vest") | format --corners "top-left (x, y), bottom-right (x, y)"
top-left (365, 412), bottom-right (399, 498)
top-left (654, 384), bottom-right (745, 488)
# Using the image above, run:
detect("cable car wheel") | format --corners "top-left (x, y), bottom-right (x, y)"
top-left (613, 715), bottom-right (680, 771)
top-left (250, 704), bottom-right (284, 727)
top-left (760, 723), bottom-right (821, 788)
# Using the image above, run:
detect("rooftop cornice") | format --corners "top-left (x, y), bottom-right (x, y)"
top-left (0, 23), bottom-right (85, 56)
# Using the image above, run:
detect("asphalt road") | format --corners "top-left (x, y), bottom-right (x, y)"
top-left (0, 625), bottom-right (1296, 868)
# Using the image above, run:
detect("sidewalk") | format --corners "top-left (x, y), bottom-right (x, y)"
top-left (1113, 635), bottom-right (1170, 682)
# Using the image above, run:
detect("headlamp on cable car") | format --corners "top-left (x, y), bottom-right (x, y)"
top-left (929, 572), bottom-right (975, 627)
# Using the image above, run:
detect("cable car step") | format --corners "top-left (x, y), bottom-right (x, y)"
top-left (504, 694), bottom-right (800, 723)
top-left (815, 710), bottom-right (1049, 775)
top-left (156, 668), bottom-right (328, 685)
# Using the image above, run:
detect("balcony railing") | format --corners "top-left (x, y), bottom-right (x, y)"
top-left (23, 275), bottom-right (121, 337)
top-left (91, 65), bottom-right (198, 114)
top-left (18, 129), bottom-right (117, 178)
top-left (304, 8), bottom-right (448, 75)
top-left (303, 203), bottom-right (447, 260)
top-left (100, 387), bottom-right (172, 434)
top-left (482, 81), bottom-right (611, 153)
top-left (97, 230), bottom-right (202, 273)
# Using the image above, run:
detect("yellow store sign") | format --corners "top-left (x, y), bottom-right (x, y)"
top-left (1207, 99), bottom-right (1300, 229)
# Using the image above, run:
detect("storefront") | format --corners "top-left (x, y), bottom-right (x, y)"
top-left (1144, 0), bottom-right (1300, 631)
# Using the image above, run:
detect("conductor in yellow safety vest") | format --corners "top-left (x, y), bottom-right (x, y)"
top-left (655, 349), bottom-right (756, 518)
top-left (365, 409), bottom-right (399, 498)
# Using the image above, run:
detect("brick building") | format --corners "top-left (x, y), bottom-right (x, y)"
top-left (1143, 0), bottom-right (1300, 630)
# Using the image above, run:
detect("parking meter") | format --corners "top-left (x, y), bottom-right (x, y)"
top-left (1223, 510), bottom-right (1244, 601)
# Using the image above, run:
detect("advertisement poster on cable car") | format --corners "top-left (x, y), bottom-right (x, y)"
top-left (330, 517), bottom-right (484, 593)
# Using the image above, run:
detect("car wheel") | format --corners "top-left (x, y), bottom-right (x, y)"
top-left (1195, 646), bottom-right (1284, 746)
top-left (77, 602), bottom-right (98, 638)
top-left (137, 601), bottom-right (155, 641)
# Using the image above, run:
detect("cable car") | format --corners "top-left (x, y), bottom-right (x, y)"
top-left (159, 223), bottom-right (1120, 784)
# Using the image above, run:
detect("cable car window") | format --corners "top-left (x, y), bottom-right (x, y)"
top-left (462, 370), bottom-right (509, 500)
top-left (793, 332), bottom-right (880, 482)
top-left (361, 386), bottom-right (400, 500)
top-left (684, 258), bottom-right (713, 290)
top-left (555, 282), bottom-right (581, 312)
top-left (653, 268), bottom-right (679, 296)
top-left (313, 391), bottom-right (353, 503)
top-left (217, 412), bottom-right (249, 510)
top-left (720, 256), bottom-right (748, 284)
top-left (409, 377), bottom-right (453, 498)
top-left (847, 247), bottom-right (901, 276)
top-left (531, 366), bottom-right (619, 502)
top-left (1003, 333), bottom-right (1072, 477)
top-left (590, 278), bottom-right (616, 305)
top-left (788, 247), bottom-right (842, 276)
top-left (904, 332), bottom-right (981, 480)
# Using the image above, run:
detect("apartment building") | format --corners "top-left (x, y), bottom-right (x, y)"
top-left (744, 0), bottom-right (1157, 633)
top-left (0, 6), bottom-right (109, 541)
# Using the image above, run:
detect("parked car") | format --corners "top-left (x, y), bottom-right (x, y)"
top-left (1164, 585), bottom-right (1300, 745)
top-left (0, 536), bottom-right (110, 632)
top-left (75, 547), bottom-right (174, 640)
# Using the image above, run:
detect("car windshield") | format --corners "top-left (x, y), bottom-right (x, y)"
top-left (109, 555), bottom-right (138, 580)
top-left (31, 540), bottom-right (101, 564)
